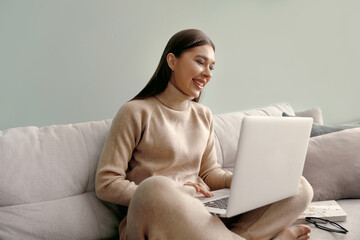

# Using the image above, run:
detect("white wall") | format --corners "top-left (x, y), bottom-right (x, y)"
top-left (1, 0), bottom-right (359, 130)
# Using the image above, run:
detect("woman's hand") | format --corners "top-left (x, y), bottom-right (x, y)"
top-left (184, 182), bottom-right (214, 198)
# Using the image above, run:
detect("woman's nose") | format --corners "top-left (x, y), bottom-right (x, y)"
top-left (203, 67), bottom-right (212, 79)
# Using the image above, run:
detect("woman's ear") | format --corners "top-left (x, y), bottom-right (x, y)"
top-left (166, 53), bottom-right (176, 71)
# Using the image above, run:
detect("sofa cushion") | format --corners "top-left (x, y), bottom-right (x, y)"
top-left (213, 103), bottom-right (295, 171)
top-left (283, 112), bottom-right (359, 138)
top-left (0, 192), bottom-right (119, 240)
top-left (0, 120), bottom-right (111, 206)
top-left (310, 123), bottom-right (359, 138)
top-left (295, 107), bottom-right (323, 125)
top-left (0, 120), bottom-right (122, 239)
top-left (303, 128), bottom-right (360, 201)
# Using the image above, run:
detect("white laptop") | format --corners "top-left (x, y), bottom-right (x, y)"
top-left (197, 116), bottom-right (313, 218)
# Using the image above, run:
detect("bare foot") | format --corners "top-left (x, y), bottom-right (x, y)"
top-left (274, 225), bottom-right (311, 240)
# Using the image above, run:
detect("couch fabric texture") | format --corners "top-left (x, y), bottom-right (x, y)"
top-left (1, 103), bottom-right (359, 239)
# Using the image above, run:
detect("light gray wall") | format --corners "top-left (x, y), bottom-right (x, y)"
top-left (1, 0), bottom-right (359, 130)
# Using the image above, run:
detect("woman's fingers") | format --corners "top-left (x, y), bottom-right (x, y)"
top-left (198, 184), bottom-right (214, 197)
top-left (184, 182), bottom-right (214, 197)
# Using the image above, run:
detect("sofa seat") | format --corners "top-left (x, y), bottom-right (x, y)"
top-left (0, 192), bottom-right (119, 239)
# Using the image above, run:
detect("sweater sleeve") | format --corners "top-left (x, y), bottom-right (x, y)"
top-left (95, 102), bottom-right (142, 206)
top-left (199, 110), bottom-right (232, 190)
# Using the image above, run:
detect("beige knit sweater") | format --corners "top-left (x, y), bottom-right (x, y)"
top-left (95, 82), bottom-right (231, 207)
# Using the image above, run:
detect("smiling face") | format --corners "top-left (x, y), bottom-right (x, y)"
top-left (167, 44), bottom-right (215, 99)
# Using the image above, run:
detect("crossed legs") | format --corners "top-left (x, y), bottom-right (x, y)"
top-left (124, 176), bottom-right (240, 240)
top-left (123, 176), bottom-right (313, 240)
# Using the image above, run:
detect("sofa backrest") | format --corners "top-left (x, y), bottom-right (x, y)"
top-left (0, 103), bottom-right (295, 239)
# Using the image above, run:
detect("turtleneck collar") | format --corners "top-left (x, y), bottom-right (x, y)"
top-left (155, 81), bottom-right (194, 111)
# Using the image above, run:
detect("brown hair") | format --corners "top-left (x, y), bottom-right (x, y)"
top-left (131, 29), bottom-right (215, 102)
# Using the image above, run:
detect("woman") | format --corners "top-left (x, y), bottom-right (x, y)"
top-left (95, 29), bottom-right (313, 240)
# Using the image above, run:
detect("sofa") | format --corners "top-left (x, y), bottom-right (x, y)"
top-left (1, 103), bottom-right (359, 240)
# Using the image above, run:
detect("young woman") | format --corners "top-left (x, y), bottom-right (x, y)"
top-left (95, 29), bottom-right (313, 240)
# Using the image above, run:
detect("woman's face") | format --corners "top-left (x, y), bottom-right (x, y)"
top-left (168, 44), bottom-right (215, 99)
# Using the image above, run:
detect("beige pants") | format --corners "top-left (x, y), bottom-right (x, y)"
top-left (120, 176), bottom-right (313, 240)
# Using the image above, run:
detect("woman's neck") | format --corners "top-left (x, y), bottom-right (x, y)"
top-left (155, 82), bottom-right (194, 111)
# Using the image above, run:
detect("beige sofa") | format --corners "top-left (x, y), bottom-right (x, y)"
top-left (1, 103), bottom-right (359, 239)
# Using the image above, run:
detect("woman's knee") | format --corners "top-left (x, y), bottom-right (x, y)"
top-left (137, 176), bottom-right (177, 198)
top-left (298, 176), bottom-right (314, 205)
top-left (126, 176), bottom-right (179, 236)
top-left (129, 176), bottom-right (179, 213)
top-left (129, 176), bottom-right (205, 217)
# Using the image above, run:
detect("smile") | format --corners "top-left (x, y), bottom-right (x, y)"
top-left (193, 79), bottom-right (206, 89)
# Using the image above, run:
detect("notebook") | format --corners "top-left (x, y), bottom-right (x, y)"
top-left (196, 116), bottom-right (313, 218)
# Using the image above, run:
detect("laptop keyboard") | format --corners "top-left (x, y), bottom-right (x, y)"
top-left (204, 197), bottom-right (229, 209)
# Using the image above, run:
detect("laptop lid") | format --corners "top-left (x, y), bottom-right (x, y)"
top-left (225, 116), bottom-right (313, 217)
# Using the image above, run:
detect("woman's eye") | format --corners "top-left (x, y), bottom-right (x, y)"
top-left (209, 66), bottom-right (215, 71)
top-left (196, 60), bottom-right (204, 65)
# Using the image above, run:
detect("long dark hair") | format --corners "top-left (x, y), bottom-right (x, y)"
top-left (131, 29), bottom-right (215, 103)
